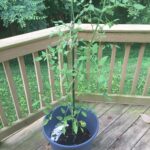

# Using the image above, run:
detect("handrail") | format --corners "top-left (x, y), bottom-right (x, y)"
top-left (78, 24), bottom-right (150, 32)
top-left (0, 26), bottom-right (59, 50)
top-left (1, 24), bottom-right (150, 50)
top-left (0, 24), bottom-right (150, 63)
top-left (78, 24), bottom-right (150, 43)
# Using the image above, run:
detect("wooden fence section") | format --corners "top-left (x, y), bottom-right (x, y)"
top-left (0, 24), bottom-right (150, 141)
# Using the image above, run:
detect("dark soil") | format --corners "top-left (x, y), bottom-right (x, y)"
top-left (54, 125), bottom-right (91, 145)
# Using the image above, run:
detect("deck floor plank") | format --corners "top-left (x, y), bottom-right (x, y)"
top-left (109, 107), bottom-right (150, 150)
top-left (94, 103), bottom-right (114, 117)
top-left (132, 128), bottom-right (150, 150)
top-left (97, 104), bottom-right (130, 135)
top-left (92, 105), bottom-right (148, 150)
top-left (0, 103), bottom-right (149, 150)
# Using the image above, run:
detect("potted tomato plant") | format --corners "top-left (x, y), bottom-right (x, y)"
top-left (41, 0), bottom-right (112, 150)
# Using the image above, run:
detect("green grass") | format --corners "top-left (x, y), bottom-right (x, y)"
top-left (0, 44), bottom-right (150, 128)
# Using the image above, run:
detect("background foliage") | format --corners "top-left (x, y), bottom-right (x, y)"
top-left (0, 0), bottom-right (149, 38)
top-left (0, 0), bottom-right (47, 37)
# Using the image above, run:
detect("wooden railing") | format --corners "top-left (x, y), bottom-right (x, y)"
top-left (0, 24), bottom-right (150, 141)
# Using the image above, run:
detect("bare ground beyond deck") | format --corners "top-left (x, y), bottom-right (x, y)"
top-left (0, 102), bottom-right (150, 150)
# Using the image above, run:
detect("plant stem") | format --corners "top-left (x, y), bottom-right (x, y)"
top-left (71, 0), bottom-right (75, 115)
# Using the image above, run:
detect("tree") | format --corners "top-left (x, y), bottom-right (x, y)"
top-left (0, 0), bottom-right (47, 35)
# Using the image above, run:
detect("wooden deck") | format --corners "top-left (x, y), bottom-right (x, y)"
top-left (0, 102), bottom-right (150, 150)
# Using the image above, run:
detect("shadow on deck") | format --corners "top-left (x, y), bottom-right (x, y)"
top-left (0, 102), bottom-right (150, 150)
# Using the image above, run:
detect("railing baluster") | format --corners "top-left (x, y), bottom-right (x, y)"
top-left (18, 56), bottom-right (32, 114)
top-left (98, 43), bottom-right (103, 75)
top-left (98, 43), bottom-right (103, 61)
top-left (0, 102), bottom-right (8, 127)
top-left (86, 49), bottom-right (90, 80)
top-left (97, 43), bottom-right (103, 90)
top-left (131, 44), bottom-right (145, 95)
top-left (2, 61), bottom-right (22, 119)
top-left (58, 51), bottom-right (66, 96)
top-left (46, 50), bottom-right (56, 102)
top-left (32, 52), bottom-right (45, 108)
top-left (119, 44), bottom-right (131, 94)
top-left (143, 68), bottom-right (150, 96)
top-left (108, 44), bottom-right (117, 93)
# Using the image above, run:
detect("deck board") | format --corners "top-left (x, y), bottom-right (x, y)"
top-left (94, 103), bottom-right (114, 117)
top-left (109, 107), bottom-right (150, 150)
top-left (132, 128), bottom-right (150, 150)
top-left (97, 104), bottom-right (130, 135)
top-left (0, 102), bottom-right (150, 150)
top-left (92, 105), bottom-right (148, 150)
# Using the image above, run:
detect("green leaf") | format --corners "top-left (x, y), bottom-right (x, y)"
top-left (74, 110), bottom-right (80, 116)
top-left (46, 105), bottom-right (52, 110)
top-left (88, 4), bottom-right (95, 11)
top-left (81, 111), bottom-right (87, 117)
top-left (122, 0), bottom-right (128, 3)
top-left (48, 114), bottom-right (52, 120)
top-left (80, 127), bottom-right (84, 133)
top-left (32, 101), bottom-right (40, 107)
top-left (61, 108), bottom-right (65, 114)
top-left (99, 56), bottom-right (108, 66)
top-left (80, 121), bottom-right (86, 128)
top-left (34, 57), bottom-right (42, 62)
top-left (62, 126), bottom-right (66, 135)
top-left (64, 51), bottom-right (69, 56)
top-left (43, 109), bottom-right (49, 115)
top-left (56, 116), bottom-right (63, 121)
top-left (133, 4), bottom-right (145, 10)
top-left (73, 120), bottom-right (78, 134)
top-left (41, 51), bottom-right (46, 57)
top-left (78, 56), bottom-right (87, 61)
top-left (64, 115), bottom-right (72, 121)
top-left (91, 43), bottom-right (98, 54)
top-left (110, 0), bottom-right (115, 3)
top-left (43, 119), bottom-right (49, 126)
top-left (77, 0), bottom-right (84, 6)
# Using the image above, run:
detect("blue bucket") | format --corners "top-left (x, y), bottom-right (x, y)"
top-left (43, 106), bottom-right (99, 150)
